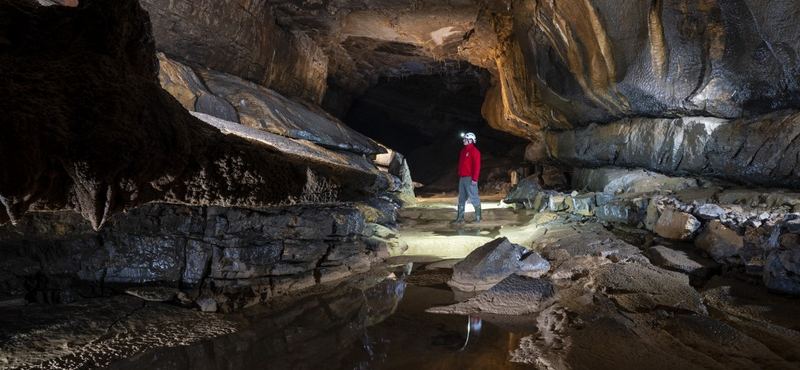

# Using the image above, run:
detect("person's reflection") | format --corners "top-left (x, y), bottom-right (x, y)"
top-left (459, 315), bottom-right (482, 351)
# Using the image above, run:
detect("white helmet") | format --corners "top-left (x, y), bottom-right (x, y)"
top-left (461, 132), bottom-right (477, 143)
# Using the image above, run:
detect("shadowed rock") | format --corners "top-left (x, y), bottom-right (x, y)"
top-left (0, 0), bottom-right (385, 229)
top-left (449, 237), bottom-right (550, 292)
top-left (427, 274), bottom-right (557, 315)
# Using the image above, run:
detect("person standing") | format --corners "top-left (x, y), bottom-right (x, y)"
top-left (452, 132), bottom-right (481, 224)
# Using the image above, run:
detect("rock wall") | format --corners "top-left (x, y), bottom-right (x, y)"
top-left (0, 0), bottom-right (385, 230)
top-left (139, 0), bottom-right (328, 104)
top-left (500, 0), bottom-right (800, 131)
top-left (536, 112), bottom-right (800, 189)
top-left (0, 203), bottom-right (389, 312)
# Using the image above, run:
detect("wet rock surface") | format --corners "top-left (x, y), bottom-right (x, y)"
top-left (0, 202), bottom-right (395, 312)
top-left (448, 237), bottom-right (549, 292)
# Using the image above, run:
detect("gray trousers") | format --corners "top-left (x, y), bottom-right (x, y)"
top-left (458, 176), bottom-right (481, 209)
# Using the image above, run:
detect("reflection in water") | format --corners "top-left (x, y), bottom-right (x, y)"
top-left (105, 266), bottom-right (533, 370)
top-left (459, 316), bottom-right (482, 351)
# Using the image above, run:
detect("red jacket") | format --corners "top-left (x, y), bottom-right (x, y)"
top-left (458, 143), bottom-right (481, 181)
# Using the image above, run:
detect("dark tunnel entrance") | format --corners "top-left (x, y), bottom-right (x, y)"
top-left (341, 67), bottom-right (529, 195)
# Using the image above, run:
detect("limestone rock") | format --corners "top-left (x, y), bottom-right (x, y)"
top-left (449, 238), bottom-right (550, 292)
top-left (195, 297), bottom-right (218, 312)
top-left (695, 204), bottom-right (726, 220)
top-left (654, 208), bottom-right (701, 240)
top-left (763, 249), bottom-right (800, 295)
top-left (595, 262), bottom-right (707, 315)
top-left (0, 0), bottom-right (387, 229)
top-left (193, 67), bottom-right (384, 156)
top-left (595, 198), bottom-right (648, 226)
top-left (427, 274), bottom-right (557, 315)
top-left (156, 53), bottom-right (238, 122)
top-left (504, 176), bottom-right (544, 204)
top-left (647, 245), bottom-right (717, 283)
top-left (387, 152), bottom-right (417, 206)
top-left (548, 195), bottom-right (568, 212)
top-left (546, 115), bottom-right (800, 189)
top-left (696, 221), bottom-right (744, 264)
top-left (569, 193), bottom-right (596, 216)
top-left (572, 167), bottom-right (698, 194)
top-left (140, 0), bottom-right (328, 103)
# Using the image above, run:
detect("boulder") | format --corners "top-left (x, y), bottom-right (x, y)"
top-left (569, 193), bottom-right (596, 216)
top-left (449, 238), bottom-right (550, 292)
top-left (595, 198), bottom-right (648, 226)
top-left (647, 245), bottom-right (717, 283)
top-left (595, 262), bottom-right (707, 315)
top-left (763, 249), bottom-right (800, 295)
top-left (695, 221), bottom-right (744, 264)
top-left (427, 274), bottom-right (557, 315)
top-left (654, 208), bottom-right (701, 240)
top-left (504, 176), bottom-right (544, 204)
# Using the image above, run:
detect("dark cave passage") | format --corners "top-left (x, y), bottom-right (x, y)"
top-left (341, 68), bottom-right (529, 193)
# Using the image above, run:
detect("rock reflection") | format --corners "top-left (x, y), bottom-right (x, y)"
top-left (105, 270), bottom-right (407, 370)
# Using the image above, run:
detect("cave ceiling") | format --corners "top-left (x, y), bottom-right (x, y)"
top-left (267, 0), bottom-right (501, 91)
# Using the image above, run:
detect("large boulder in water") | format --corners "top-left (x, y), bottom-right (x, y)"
top-left (449, 237), bottom-right (550, 292)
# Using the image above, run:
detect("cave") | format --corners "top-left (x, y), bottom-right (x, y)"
top-left (2, 0), bottom-right (800, 369)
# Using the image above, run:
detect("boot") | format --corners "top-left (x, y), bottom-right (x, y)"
top-left (472, 205), bottom-right (482, 222)
top-left (450, 204), bottom-right (465, 224)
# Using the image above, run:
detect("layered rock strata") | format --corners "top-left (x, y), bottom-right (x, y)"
top-left (0, 202), bottom-right (393, 312)
top-left (0, 0), bottom-right (387, 231)
top-left (536, 114), bottom-right (800, 189)
top-left (140, 0), bottom-right (329, 104)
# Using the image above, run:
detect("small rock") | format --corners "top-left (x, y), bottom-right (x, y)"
top-left (196, 297), bottom-right (218, 312)
top-left (695, 204), bottom-right (725, 220)
top-left (785, 218), bottom-right (800, 234)
top-left (549, 195), bottom-right (568, 212)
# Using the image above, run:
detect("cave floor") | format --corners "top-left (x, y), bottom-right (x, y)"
top-left (2, 198), bottom-right (800, 370)
top-left (394, 194), bottom-right (549, 258)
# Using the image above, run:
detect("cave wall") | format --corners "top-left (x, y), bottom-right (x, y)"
top-left (0, 0), bottom-right (388, 231)
top-left (536, 111), bottom-right (800, 188)
top-left (485, 0), bottom-right (800, 137)
top-left (139, 0), bottom-right (329, 104)
top-left (0, 203), bottom-right (384, 312)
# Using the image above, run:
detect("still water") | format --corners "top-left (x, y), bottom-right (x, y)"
top-left (105, 267), bottom-right (535, 370)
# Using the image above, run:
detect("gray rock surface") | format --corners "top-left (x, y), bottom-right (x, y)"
top-left (427, 274), bottom-right (557, 315)
top-left (504, 176), bottom-right (544, 204)
top-left (648, 245), bottom-right (717, 283)
top-left (140, 0), bottom-right (328, 103)
top-left (763, 249), bottom-right (800, 295)
top-left (545, 114), bottom-right (800, 189)
top-left (0, 203), bottom-right (381, 311)
top-left (449, 237), bottom-right (550, 292)
top-left (595, 262), bottom-right (707, 315)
